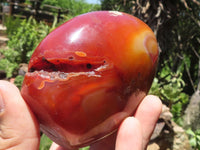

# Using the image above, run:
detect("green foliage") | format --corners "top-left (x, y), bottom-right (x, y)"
top-left (101, 0), bottom-right (133, 13)
top-left (14, 75), bottom-right (24, 89)
top-left (39, 134), bottom-right (90, 150)
top-left (80, 146), bottom-right (90, 150)
top-left (7, 17), bottom-right (50, 63)
top-left (156, 0), bottom-right (200, 95)
top-left (0, 55), bottom-right (18, 78)
top-left (1, 1), bottom-right (100, 80)
top-left (0, 17), bottom-right (50, 78)
top-left (4, 16), bottom-right (22, 36)
top-left (0, 48), bottom-right (19, 62)
top-left (186, 128), bottom-right (200, 149)
top-left (41, 0), bottom-right (101, 16)
top-left (40, 134), bottom-right (52, 150)
top-left (149, 62), bottom-right (189, 125)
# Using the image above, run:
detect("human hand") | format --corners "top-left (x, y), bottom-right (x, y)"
top-left (0, 80), bottom-right (162, 150)
top-left (0, 80), bottom-right (40, 150)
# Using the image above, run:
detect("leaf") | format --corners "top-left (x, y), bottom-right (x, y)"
top-left (186, 128), bottom-right (195, 136)
top-left (79, 146), bottom-right (90, 150)
top-left (39, 134), bottom-right (52, 150)
top-left (189, 137), bottom-right (197, 147)
top-left (0, 59), bottom-right (18, 78)
top-left (196, 135), bottom-right (200, 141)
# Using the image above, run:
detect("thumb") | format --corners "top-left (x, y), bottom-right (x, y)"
top-left (0, 80), bottom-right (40, 150)
top-left (115, 117), bottom-right (143, 150)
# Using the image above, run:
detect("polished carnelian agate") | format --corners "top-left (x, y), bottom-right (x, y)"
top-left (21, 11), bottom-right (159, 149)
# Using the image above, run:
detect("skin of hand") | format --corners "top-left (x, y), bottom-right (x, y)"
top-left (0, 80), bottom-right (162, 150)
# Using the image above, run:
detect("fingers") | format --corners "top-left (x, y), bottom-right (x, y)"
top-left (50, 142), bottom-right (67, 150)
top-left (116, 95), bottom-right (162, 150)
top-left (50, 142), bottom-right (79, 150)
top-left (134, 95), bottom-right (162, 149)
top-left (0, 80), bottom-right (40, 150)
top-left (115, 117), bottom-right (143, 150)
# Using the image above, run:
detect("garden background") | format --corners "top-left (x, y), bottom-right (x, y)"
top-left (0, 0), bottom-right (200, 149)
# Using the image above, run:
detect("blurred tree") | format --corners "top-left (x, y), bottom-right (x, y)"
top-left (41, 0), bottom-right (100, 16)
top-left (101, 0), bottom-right (133, 13)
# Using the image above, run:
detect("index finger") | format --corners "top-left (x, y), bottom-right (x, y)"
top-left (134, 95), bottom-right (162, 148)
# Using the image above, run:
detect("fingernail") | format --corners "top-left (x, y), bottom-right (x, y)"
top-left (0, 92), bottom-right (5, 113)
